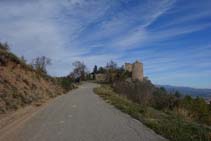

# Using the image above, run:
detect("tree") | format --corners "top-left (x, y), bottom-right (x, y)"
top-left (93, 65), bottom-right (98, 74)
top-left (92, 65), bottom-right (98, 80)
top-left (0, 42), bottom-right (10, 51)
top-left (71, 61), bottom-right (87, 80)
top-left (20, 56), bottom-right (26, 64)
top-left (106, 60), bottom-right (117, 70)
top-left (160, 87), bottom-right (166, 92)
top-left (192, 97), bottom-right (209, 120)
top-left (174, 91), bottom-right (181, 98)
top-left (98, 67), bottom-right (106, 73)
top-left (31, 56), bottom-right (51, 74)
top-left (105, 60), bottom-right (118, 82)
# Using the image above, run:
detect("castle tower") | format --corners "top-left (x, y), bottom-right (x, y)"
top-left (132, 60), bottom-right (143, 81)
top-left (125, 63), bottom-right (133, 72)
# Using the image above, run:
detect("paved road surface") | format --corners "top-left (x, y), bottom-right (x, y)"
top-left (1, 82), bottom-right (167, 141)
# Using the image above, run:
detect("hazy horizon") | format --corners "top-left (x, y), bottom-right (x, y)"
top-left (0, 0), bottom-right (211, 88)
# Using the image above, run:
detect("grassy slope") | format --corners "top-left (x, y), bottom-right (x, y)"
top-left (94, 85), bottom-right (211, 141)
top-left (0, 49), bottom-right (69, 113)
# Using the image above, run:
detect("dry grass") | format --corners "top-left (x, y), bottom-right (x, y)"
top-left (0, 50), bottom-right (66, 113)
top-left (94, 85), bottom-right (211, 141)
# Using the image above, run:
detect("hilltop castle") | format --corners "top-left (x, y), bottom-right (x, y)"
top-left (95, 60), bottom-right (144, 82)
top-left (125, 60), bottom-right (143, 81)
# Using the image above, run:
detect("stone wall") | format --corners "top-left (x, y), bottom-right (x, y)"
top-left (125, 60), bottom-right (143, 81)
top-left (132, 61), bottom-right (143, 81)
top-left (95, 73), bottom-right (107, 82)
top-left (125, 63), bottom-right (132, 72)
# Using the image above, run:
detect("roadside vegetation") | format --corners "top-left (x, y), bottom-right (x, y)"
top-left (0, 42), bottom-right (76, 113)
top-left (113, 79), bottom-right (211, 126)
top-left (56, 77), bottom-right (77, 91)
top-left (93, 60), bottom-right (211, 141)
top-left (94, 85), bottom-right (211, 141)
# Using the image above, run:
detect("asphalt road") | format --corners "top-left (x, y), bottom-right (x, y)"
top-left (1, 82), bottom-right (167, 141)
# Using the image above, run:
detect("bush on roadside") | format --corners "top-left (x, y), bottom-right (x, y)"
top-left (56, 77), bottom-right (75, 92)
top-left (177, 96), bottom-right (211, 125)
top-left (112, 79), bottom-right (211, 126)
top-left (113, 79), bottom-right (155, 106)
top-left (94, 85), bottom-right (211, 141)
top-left (152, 87), bottom-right (178, 110)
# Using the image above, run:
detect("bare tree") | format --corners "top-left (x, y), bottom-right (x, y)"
top-left (106, 60), bottom-right (117, 70)
top-left (31, 56), bottom-right (51, 74)
top-left (71, 61), bottom-right (87, 80)
top-left (105, 60), bottom-right (118, 82)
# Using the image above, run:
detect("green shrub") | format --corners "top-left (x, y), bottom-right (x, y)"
top-left (113, 80), bottom-right (155, 106)
top-left (112, 79), bottom-right (211, 126)
top-left (152, 88), bottom-right (178, 110)
top-left (57, 77), bottom-right (74, 91)
top-left (178, 96), bottom-right (211, 125)
top-left (0, 42), bottom-right (10, 51)
top-left (94, 85), bottom-right (211, 141)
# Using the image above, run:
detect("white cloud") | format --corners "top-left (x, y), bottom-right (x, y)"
top-left (0, 0), bottom-right (113, 75)
top-left (0, 0), bottom-right (211, 86)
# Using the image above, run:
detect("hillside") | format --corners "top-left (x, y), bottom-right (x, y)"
top-left (0, 48), bottom-right (70, 113)
top-left (157, 85), bottom-right (211, 101)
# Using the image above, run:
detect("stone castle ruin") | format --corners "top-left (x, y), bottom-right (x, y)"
top-left (125, 60), bottom-right (143, 81)
top-left (95, 60), bottom-right (144, 82)
top-left (125, 63), bottom-right (133, 72)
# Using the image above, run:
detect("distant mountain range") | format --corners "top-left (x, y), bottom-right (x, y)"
top-left (157, 85), bottom-right (211, 101)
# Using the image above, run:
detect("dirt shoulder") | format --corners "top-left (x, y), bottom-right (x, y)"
top-left (0, 95), bottom-right (60, 138)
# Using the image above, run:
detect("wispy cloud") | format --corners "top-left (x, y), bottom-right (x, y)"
top-left (0, 0), bottom-right (211, 88)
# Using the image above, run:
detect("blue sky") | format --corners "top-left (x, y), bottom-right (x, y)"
top-left (0, 0), bottom-right (211, 88)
